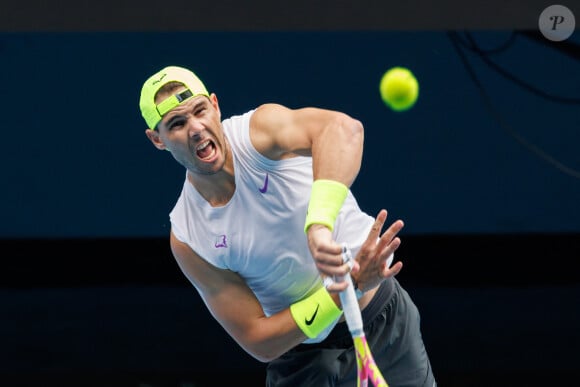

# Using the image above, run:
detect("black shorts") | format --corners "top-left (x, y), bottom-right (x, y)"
top-left (266, 278), bottom-right (437, 387)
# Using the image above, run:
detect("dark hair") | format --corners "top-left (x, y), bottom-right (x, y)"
top-left (154, 81), bottom-right (186, 103)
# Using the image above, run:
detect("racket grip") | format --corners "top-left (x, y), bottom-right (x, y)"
top-left (338, 244), bottom-right (364, 336)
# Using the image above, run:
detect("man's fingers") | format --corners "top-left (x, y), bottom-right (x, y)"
top-left (366, 209), bottom-right (388, 242)
top-left (384, 219), bottom-right (404, 240)
top-left (377, 236), bottom-right (401, 259)
top-left (316, 261), bottom-right (354, 278)
top-left (325, 281), bottom-right (349, 293)
top-left (311, 242), bottom-right (345, 266)
top-left (314, 253), bottom-right (343, 266)
top-left (376, 220), bottom-right (404, 252)
top-left (381, 260), bottom-right (403, 278)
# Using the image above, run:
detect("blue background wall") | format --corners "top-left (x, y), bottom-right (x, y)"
top-left (2, 30), bottom-right (579, 238)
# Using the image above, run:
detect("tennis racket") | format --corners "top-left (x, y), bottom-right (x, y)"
top-left (339, 244), bottom-right (389, 387)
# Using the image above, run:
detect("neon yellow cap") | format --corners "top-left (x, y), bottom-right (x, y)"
top-left (139, 66), bottom-right (209, 130)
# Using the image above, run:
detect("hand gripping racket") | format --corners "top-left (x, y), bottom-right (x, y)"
top-left (339, 244), bottom-right (389, 387)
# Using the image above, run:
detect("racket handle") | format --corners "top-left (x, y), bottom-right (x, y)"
top-left (338, 244), bottom-right (364, 336)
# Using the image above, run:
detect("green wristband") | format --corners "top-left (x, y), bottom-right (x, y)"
top-left (290, 286), bottom-right (342, 339)
top-left (304, 179), bottom-right (348, 233)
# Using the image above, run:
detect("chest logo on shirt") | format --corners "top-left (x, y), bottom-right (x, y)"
top-left (214, 235), bottom-right (228, 248)
top-left (259, 173), bottom-right (269, 193)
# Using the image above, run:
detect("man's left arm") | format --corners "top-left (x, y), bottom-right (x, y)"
top-left (249, 103), bottom-right (365, 289)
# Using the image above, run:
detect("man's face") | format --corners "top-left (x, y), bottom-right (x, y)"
top-left (155, 89), bottom-right (226, 175)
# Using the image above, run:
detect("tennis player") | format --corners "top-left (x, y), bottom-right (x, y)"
top-left (139, 65), bottom-right (436, 386)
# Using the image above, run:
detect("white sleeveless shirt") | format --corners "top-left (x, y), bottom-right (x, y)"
top-left (170, 109), bottom-right (376, 342)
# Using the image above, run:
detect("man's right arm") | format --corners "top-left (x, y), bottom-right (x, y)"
top-left (169, 230), bottom-right (321, 362)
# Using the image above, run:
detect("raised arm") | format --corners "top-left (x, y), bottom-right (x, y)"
top-left (250, 104), bottom-right (365, 288)
top-left (250, 103), bottom-right (364, 185)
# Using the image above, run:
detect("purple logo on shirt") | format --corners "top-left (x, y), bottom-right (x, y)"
top-left (259, 173), bottom-right (269, 193)
top-left (214, 235), bottom-right (228, 248)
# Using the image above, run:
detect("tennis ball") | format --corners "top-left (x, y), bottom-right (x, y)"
top-left (379, 67), bottom-right (419, 112)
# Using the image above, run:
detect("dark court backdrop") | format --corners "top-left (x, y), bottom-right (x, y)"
top-left (1, 1), bottom-right (579, 386)
top-left (1, 31), bottom-right (580, 238)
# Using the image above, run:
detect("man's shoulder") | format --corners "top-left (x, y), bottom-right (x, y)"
top-left (249, 103), bottom-right (293, 128)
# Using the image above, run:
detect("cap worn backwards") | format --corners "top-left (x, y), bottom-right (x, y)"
top-left (139, 66), bottom-right (209, 130)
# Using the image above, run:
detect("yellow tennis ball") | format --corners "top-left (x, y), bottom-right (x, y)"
top-left (379, 67), bottom-right (419, 112)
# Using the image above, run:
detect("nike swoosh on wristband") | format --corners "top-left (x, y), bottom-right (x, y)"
top-left (259, 173), bottom-right (269, 193)
top-left (304, 304), bottom-right (320, 326)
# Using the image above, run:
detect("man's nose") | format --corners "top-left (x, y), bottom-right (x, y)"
top-left (188, 118), bottom-right (204, 140)
top-left (191, 132), bottom-right (202, 142)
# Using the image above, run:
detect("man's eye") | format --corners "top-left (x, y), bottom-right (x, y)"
top-left (169, 119), bottom-right (186, 129)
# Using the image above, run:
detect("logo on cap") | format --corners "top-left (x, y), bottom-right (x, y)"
top-left (152, 73), bottom-right (167, 85)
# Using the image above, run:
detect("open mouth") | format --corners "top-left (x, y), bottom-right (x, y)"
top-left (196, 139), bottom-right (216, 160)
